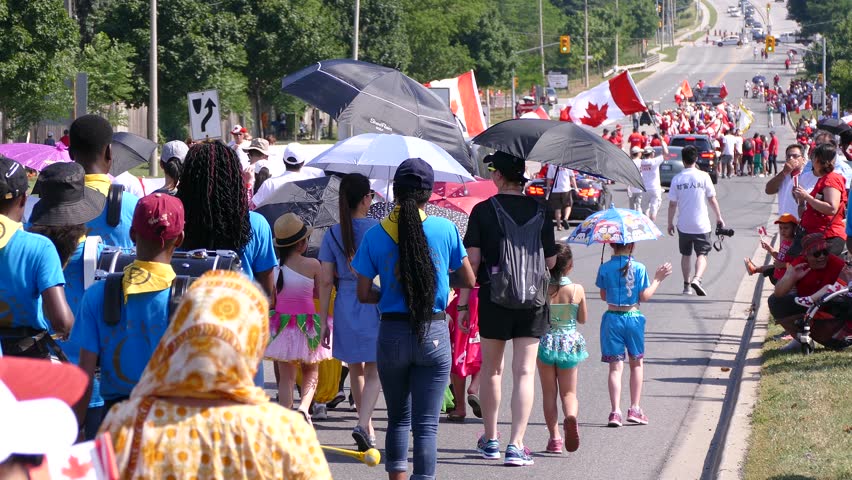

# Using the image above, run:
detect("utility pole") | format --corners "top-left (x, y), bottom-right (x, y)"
top-left (148, 0), bottom-right (158, 177)
top-left (615, 0), bottom-right (619, 71)
top-left (822, 35), bottom-right (827, 113)
top-left (353, 0), bottom-right (360, 60)
top-left (584, 0), bottom-right (589, 87)
top-left (539, 0), bottom-right (546, 87)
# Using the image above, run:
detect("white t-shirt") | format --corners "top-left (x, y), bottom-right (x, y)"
top-left (776, 170), bottom-right (817, 220)
top-left (251, 167), bottom-right (326, 207)
top-left (668, 167), bottom-right (717, 234)
top-left (732, 136), bottom-right (743, 155)
top-left (640, 155), bottom-right (665, 192)
top-left (721, 135), bottom-right (737, 156)
top-left (627, 156), bottom-right (644, 194)
top-left (546, 166), bottom-right (575, 193)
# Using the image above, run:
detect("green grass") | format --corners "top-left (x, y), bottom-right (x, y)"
top-left (675, 2), bottom-right (698, 31)
top-left (788, 109), bottom-right (823, 131)
top-left (660, 45), bottom-right (683, 62)
top-left (705, 0), bottom-right (717, 31)
top-left (742, 323), bottom-right (852, 480)
top-left (631, 71), bottom-right (653, 84)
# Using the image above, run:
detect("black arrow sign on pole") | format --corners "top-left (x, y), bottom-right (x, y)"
top-left (201, 98), bottom-right (216, 132)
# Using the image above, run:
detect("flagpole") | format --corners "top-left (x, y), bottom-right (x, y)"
top-left (584, 0), bottom-right (589, 87)
top-left (539, 0), bottom-right (546, 89)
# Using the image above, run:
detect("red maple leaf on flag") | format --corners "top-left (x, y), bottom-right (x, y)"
top-left (61, 455), bottom-right (93, 479)
top-left (580, 102), bottom-right (609, 127)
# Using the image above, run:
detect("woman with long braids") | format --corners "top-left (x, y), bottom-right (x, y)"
top-left (317, 173), bottom-right (382, 451)
top-left (352, 158), bottom-right (475, 480)
top-left (176, 141), bottom-right (278, 303)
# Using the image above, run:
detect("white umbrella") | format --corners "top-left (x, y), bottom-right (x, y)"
top-left (306, 133), bottom-right (475, 185)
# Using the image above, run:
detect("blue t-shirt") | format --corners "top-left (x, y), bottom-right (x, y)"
top-left (318, 218), bottom-right (379, 282)
top-left (0, 230), bottom-right (66, 331)
top-left (70, 282), bottom-right (171, 401)
top-left (595, 255), bottom-right (650, 307)
top-left (86, 190), bottom-right (139, 248)
top-left (351, 216), bottom-right (466, 314)
top-left (239, 211), bottom-right (278, 280)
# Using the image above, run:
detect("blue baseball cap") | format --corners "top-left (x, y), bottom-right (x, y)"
top-left (394, 158), bottom-right (434, 190)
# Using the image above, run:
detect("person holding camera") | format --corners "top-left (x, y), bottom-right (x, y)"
top-left (666, 145), bottom-right (725, 296)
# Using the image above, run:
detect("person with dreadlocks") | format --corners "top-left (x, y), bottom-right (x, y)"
top-left (318, 173), bottom-right (382, 451)
top-left (351, 158), bottom-right (475, 480)
top-left (595, 242), bottom-right (671, 428)
top-left (176, 141), bottom-right (278, 302)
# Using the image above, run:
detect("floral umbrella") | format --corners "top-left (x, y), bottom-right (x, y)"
top-left (566, 205), bottom-right (662, 246)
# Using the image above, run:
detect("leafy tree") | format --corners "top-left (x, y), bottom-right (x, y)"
top-left (93, 0), bottom-right (249, 139)
top-left (460, 10), bottom-right (517, 86)
top-left (79, 32), bottom-right (136, 126)
top-left (324, 0), bottom-right (411, 71)
top-left (0, 0), bottom-right (79, 140)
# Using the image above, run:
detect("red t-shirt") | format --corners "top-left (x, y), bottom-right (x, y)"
top-left (768, 136), bottom-right (779, 155)
top-left (650, 137), bottom-right (662, 147)
top-left (753, 138), bottom-right (763, 154)
top-left (800, 172), bottom-right (848, 240)
top-left (628, 132), bottom-right (643, 149)
top-left (790, 254), bottom-right (845, 296)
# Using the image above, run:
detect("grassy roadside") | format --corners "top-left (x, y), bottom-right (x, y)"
top-left (742, 323), bottom-right (852, 480)
top-left (660, 45), bottom-right (683, 62)
top-left (687, 0), bottom-right (717, 42)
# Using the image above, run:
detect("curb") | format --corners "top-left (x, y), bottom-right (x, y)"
top-left (658, 216), bottom-right (774, 480)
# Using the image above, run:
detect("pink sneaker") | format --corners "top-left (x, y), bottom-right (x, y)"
top-left (563, 416), bottom-right (580, 452)
top-left (626, 406), bottom-right (649, 425)
top-left (545, 437), bottom-right (563, 453)
top-left (607, 411), bottom-right (622, 427)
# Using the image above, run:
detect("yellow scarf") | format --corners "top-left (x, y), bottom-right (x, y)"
top-left (84, 174), bottom-right (112, 197)
top-left (380, 205), bottom-right (427, 244)
top-left (122, 260), bottom-right (176, 303)
top-left (0, 214), bottom-right (23, 249)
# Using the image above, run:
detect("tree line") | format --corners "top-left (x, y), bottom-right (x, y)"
top-left (0, 0), bottom-right (662, 141)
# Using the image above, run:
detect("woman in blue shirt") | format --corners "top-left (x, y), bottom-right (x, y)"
top-left (352, 159), bottom-right (475, 480)
top-left (318, 173), bottom-right (382, 451)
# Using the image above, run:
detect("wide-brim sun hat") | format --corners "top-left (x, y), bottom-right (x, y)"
top-left (29, 162), bottom-right (106, 226)
top-left (274, 212), bottom-right (313, 247)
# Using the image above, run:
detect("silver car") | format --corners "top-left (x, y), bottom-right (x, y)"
top-left (657, 146), bottom-right (685, 189)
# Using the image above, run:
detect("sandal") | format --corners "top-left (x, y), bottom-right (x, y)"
top-left (467, 394), bottom-right (482, 419)
top-left (446, 412), bottom-right (466, 423)
top-left (296, 408), bottom-right (312, 426)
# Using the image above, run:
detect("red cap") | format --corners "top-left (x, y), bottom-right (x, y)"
top-left (0, 357), bottom-right (88, 407)
top-left (131, 192), bottom-right (185, 247)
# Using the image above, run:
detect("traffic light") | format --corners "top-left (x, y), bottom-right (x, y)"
top-left (656, 3), bottom-right (662, 13)
top-left (559, 35), bottom-right (570, 54)
top-left (765, 35), bottom-right (775, 53)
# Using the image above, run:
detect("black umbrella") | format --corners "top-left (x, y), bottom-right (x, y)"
top-left (110, 132), bottom-right (157, 176)
top-left (817, 118), bottom-right (852, 136)
top-left (253, 176), bottom-right (341, 258)
top-left (471, 119), bottom-right (643, 190)
top-left (281, 59), bottom-right (474, 173)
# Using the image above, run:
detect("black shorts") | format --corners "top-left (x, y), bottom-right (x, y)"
top-left (548, 191), bottom-right (573, 209)
top-left (477, 286), bottom-right (550, 340)
top-left (678, 230), bottom-right (712, 256)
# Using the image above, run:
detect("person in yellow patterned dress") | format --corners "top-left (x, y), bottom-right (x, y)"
top-left (99, 270), bottom-right (332, 480)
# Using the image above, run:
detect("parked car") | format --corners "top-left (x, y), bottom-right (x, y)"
top-left (667, 134), bottom-right (718, 184)
top-left (730, 10), bottom-right (741, 17)
top-left (545, 87), bottom-right (558, 105)
top-left (718, 35), bottom-right (741, 46)
top-left (657, 146), bottom-right (685, 188)
top-left (515, 96), bottom-right (539, 117)
top-left (752, 30), bottom-right (766, 42)
top-left (692, 86), bottom-right (725, 105)
top-left (524, 174), bottom-right (612, 221)
top-left (752, 21), bottom-right (763, 29)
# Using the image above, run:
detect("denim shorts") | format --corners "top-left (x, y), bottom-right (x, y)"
top-left (599, 310), bottom-right (646, 362)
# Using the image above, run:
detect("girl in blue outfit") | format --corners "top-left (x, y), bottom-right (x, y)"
top-left (595, 242), bottom-right (671, 427)
top-left (537, 244), bottom-right (588, 454)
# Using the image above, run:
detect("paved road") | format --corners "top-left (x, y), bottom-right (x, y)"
top-left (264, 2), bottom-right (805, 478)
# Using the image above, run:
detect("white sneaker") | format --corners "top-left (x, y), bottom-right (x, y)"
top-left (313, 403), bottom-right (328, 420)
top-left (758, 174), bottom-right (765, 177)
top-left (682, 284), bottom-right (694, 295)
top-left (779, 339), bottom-right (802, 352)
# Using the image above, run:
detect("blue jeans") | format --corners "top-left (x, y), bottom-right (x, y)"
top-left (377, 320), bottom-right (451, 480)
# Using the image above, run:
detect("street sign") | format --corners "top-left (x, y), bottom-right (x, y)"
top-left (547, 73), bottom-right (569, 89)
top-left (187, 89), bottom-right (222, 141)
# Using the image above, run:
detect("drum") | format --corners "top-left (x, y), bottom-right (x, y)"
top-left (97, 247), bottom-right (242, 278)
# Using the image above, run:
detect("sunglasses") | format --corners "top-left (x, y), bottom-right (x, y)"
top-left (786, 153), bottom-right (803, 159)
top-left (368, 191), bottom-right (376, 199)
top-left (809, 249), bottom-right (830, 258)
top-left (487, 165), bottom-right (496, 172)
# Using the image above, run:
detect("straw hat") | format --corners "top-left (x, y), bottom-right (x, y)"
top-left (273, 213), bottom-right (312, 247)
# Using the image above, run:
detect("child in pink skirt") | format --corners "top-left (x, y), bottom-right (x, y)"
top-left (265, 213), bottom-right (332, 422)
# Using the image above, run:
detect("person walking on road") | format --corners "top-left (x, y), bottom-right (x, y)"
top-left (627, 147), bottom-right (644, 211)
top-left (667, 146), bottom-right (725, 296)
top-left (546, 165), bottom-right (578, 231)
top-left (352, 158), bottom-right (475, 480)
top-left (767, 131), bottom-right (780, 175)
top-left (639, 145), bottom-right (668, 221)
top-left (596, 243), bottom-right (672, 427)
top-left (461, 151), bottom-right (558, 467)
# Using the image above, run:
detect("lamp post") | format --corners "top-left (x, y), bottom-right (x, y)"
top-left (584, 0), bottom-right (589, 87)
top-left (539, 0), bottom-right (546, 88)
top-left (353, 0), bottom-right (360, 60)
top-left (149, 0), bottom-right (158, 177)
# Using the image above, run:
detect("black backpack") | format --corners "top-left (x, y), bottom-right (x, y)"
top-left (106, 184), bottom-right (123, 227)
top-left (103, 274), bottom-right (192, 327)
top-left (743, 138), bottom-right (754, 151)
top-left (487, 197), bottom-right (550, 309)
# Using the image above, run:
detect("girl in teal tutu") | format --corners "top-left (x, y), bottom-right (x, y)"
top-left (537, 244), bottom-right (588, 454)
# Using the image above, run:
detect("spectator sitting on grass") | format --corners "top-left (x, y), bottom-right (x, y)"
top-left (768, 233), bottom-right (852, 352)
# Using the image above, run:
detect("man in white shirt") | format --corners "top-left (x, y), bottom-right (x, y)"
top-left (228, 125), bottom-right (251, 170)
top-left (720, 131), bottom-right (738, 179)
top-left (545, 165), bottom-right (578, 230)
top-left (627, 146), bottom-right (644, 212)
top-left (639, 145), bottom-right (668, 221)
top-left (667, 145), bottom-right (725, 296)
top-left (251, 142), bottom-right (325, 208)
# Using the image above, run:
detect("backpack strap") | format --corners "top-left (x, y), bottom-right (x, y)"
top-left (82, 236), bottom-right (102, 290)
top-left (168, 275), bottom-right (192, 320)
top-left (103, 273), bottom-right (124, 327)
top-left (106, 184), bottom-right (123, 227)
top-left (489, 197), bottom-right (509, 234)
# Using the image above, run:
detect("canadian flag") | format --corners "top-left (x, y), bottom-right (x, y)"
top-left (425, 71), bottom-right (487, 137)
top-left (558, 71), bottom-right (646, 128)
top-left (720, 82), bottom-right (729, 99)
top-left (520, 106), bottom-right (550, 119)
top-left (673, 79), bottom-right (694, 103)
